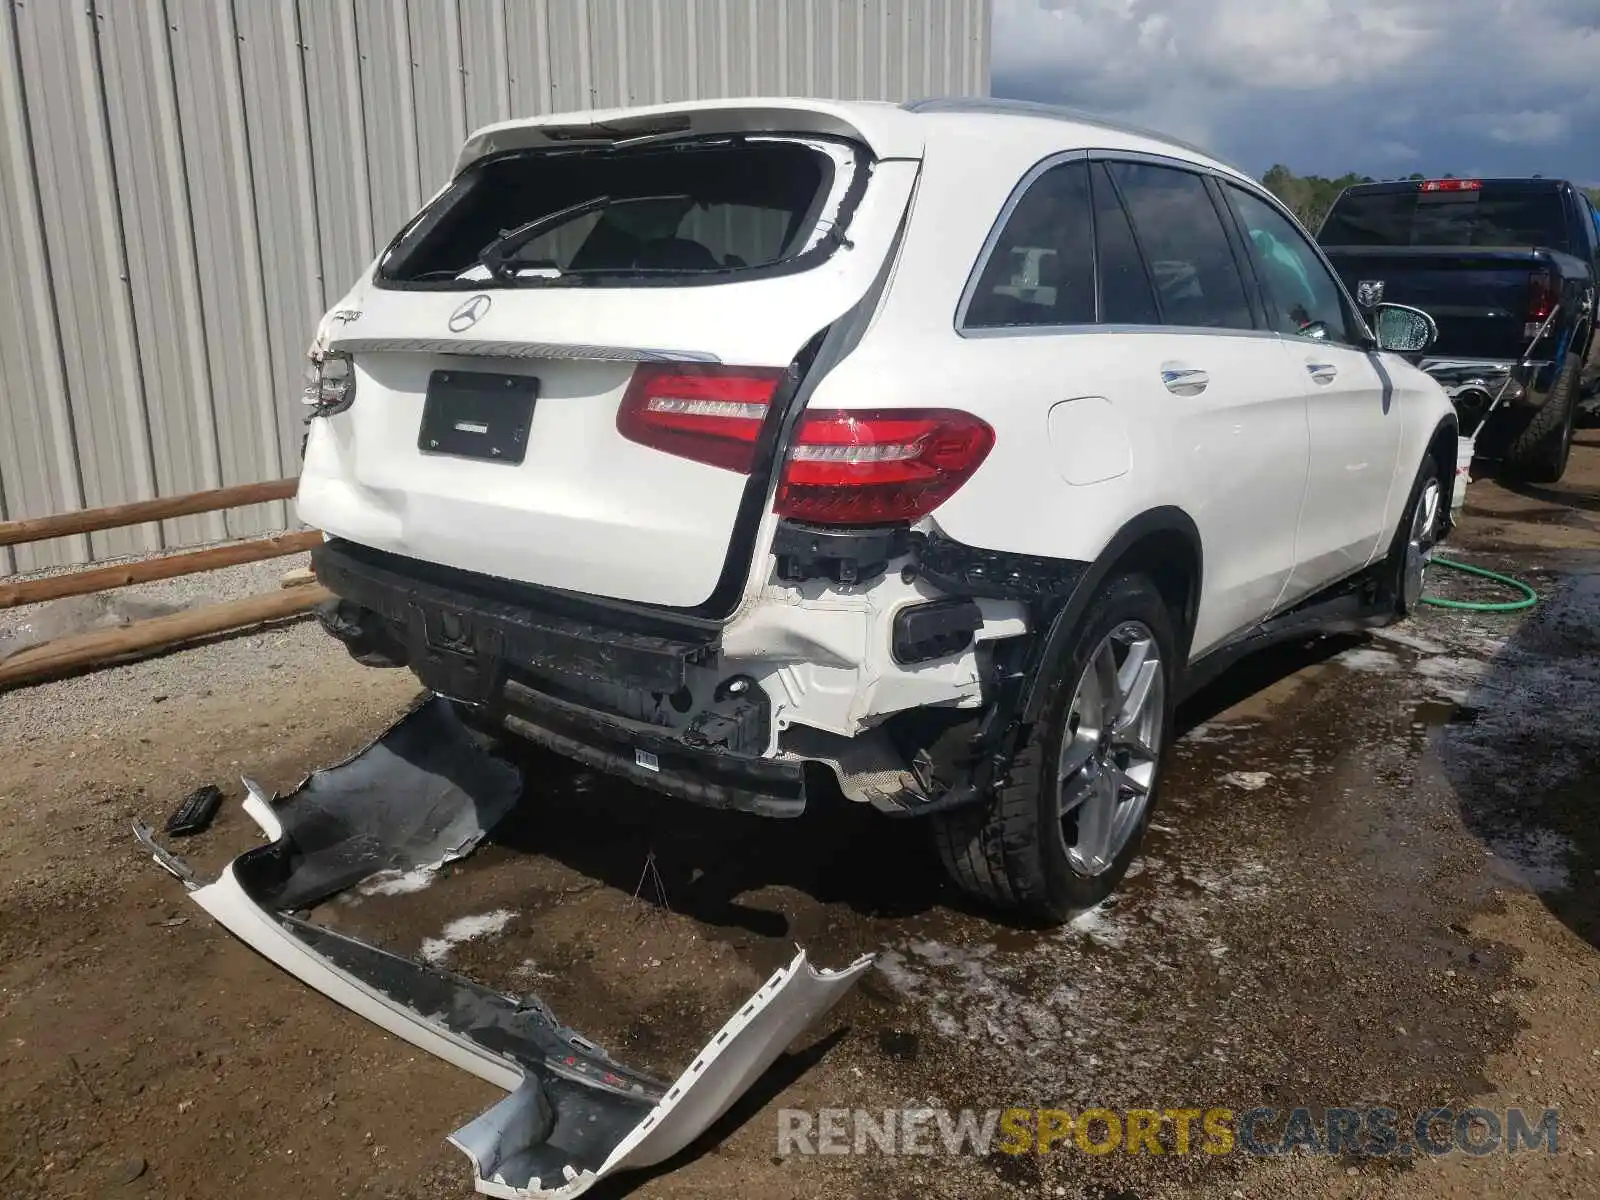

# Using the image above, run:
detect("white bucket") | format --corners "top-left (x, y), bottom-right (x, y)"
top-left (1452, 436), bottom-right (1475, 516)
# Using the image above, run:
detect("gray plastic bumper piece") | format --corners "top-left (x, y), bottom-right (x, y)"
top-left (140, 695), bottom-right (872, 1197)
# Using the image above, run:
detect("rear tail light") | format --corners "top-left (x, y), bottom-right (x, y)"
top-left (302, 351), bottom-right (356, 416)
top-left (1526, 270), bottom-right (1557, 324)
top-left (1418, 179), bottom-right (1482, 192)
top-left (774, 409), bottom-right (995, 525)
top-left (616, 364), bottom-right (785, 472)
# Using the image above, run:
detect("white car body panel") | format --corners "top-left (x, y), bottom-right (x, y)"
top-left (295, 96), bottom-right (1456, 766)
top-left (813, 326), bottom-right (1313, 657)
top-left (1278, 339), bottom-right (1405, 603)
top-left (298, 157), bottom-right (920, 608)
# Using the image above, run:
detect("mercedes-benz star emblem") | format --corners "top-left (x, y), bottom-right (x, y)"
top-left (448, 294), bottom-right (492, 332)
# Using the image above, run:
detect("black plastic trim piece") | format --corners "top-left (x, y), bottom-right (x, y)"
top-left (495, 679), bottom-right (806, 818)
top-left (1179, 579), bottom-right (1390, 702)
top-left (312, 540), bottom-right (719, 695)
top-left (772, 520), bottom-right (909, 585)
top-left (891, 598), bottom-right (983, 665)
top-left (912, 527), bottom-right (1087, 601)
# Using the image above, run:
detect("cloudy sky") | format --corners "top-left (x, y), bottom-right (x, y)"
top-left (990, 0), bottom-right (1600, 184)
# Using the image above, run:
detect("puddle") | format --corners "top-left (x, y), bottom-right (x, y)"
top-left (1412, 699), bottom-right (1480, 727)
top-left (1333, 646), bottom-right (1403, 673)
top-left (1485, 829), bottom-right (1576, 893)
top-left (1221, 770), bottom-right (1273, 791)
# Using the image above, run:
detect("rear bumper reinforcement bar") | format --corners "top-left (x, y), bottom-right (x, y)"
top-left (312, 538), bottom-right (721, 695)
top-left (492, 678), bottom-right (808, 819)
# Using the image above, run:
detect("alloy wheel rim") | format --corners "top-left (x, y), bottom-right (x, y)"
top-left (1403, 479), bottom-right (1441, 611)
top-left (1056, 620), bottom-right (1164, 878)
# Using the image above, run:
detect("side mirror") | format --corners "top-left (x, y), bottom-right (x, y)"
top-left (1372, 302), bottom-right (1438, 353)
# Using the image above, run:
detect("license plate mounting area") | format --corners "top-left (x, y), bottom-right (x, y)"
top-left (417, 369), bottom-right (539, 464)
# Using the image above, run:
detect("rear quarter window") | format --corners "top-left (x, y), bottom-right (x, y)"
top-left (962, 159), bottom-right (1096, 329)
top-left (377, 137), bottom-right (856, 287)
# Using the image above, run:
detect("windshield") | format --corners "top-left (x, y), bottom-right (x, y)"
top-left (377, 136), bottom-right (857, 287)
top-left (1319, 185), bottom-right (1569, 250)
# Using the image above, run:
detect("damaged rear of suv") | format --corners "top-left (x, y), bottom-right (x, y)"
top-left (300, 101), bottom-right (972, 819)
top-left (299, 98), bottom-right (1457, 926)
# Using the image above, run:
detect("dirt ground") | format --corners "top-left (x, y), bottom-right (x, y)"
top-left (3, 435), bottom-right (1600, 1200)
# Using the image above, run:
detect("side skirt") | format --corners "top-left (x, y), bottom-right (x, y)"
top-left (1176, 571), bottom-right (1393, 703)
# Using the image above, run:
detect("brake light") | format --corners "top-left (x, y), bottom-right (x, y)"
top-left (774, 409), bottom-right (995, 525)
top-left (616, 364), bottom-right (785, 472)
top-left (1419, 179), bottom-right (1482, 192)
top-left (1527, 270), bottom-right (1557, 324)
top-left (302, 350), bottom-right (356, 417)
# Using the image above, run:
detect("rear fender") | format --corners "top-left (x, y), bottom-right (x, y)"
top-left (1019, 506), bottom-right (1204, 723)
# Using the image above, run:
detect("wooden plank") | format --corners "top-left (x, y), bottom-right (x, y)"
top-left (278, 565), bottom-right (318, 589)
top-left (0, 531), bottom-right (323, 609)
top-left (0, 478), bottom-right (299, 548)
top-left (0, 585), bottom-right (332, 690)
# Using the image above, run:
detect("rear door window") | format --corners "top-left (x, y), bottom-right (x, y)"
top-left (1105, 161), bottom-right (1256, 331)
top-left (963, 159), bottom-right (1096, 329)
top-left (377, 137), bottom-right (853, 286)
top-left (1320, 184), bottom-right (1571, 250)
top-left (1090, 163), bottom-right (1159, 325)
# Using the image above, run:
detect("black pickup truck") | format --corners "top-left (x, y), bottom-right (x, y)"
top-left (1318, 178), bottom-right (1600, 482)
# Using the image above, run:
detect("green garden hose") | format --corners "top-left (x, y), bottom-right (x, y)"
top-left (1421, 557), bottom-right (1539, 612)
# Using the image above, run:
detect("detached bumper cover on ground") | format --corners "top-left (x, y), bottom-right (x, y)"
top-left (135, 696), bottom-right (872, 1198)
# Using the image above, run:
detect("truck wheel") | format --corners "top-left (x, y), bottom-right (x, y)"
top-left (1501, 352), bottom-right (1580, 484)
top-left (932, 572), bottom-right (1177, 925)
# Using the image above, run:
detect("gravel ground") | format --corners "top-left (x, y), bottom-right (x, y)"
top-left (0, 551), bottom-right (319, 744)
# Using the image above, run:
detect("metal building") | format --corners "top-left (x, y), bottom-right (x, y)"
top-left (0, 0), bottom-right (992, 574)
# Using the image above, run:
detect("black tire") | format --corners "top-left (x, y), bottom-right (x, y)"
top-left (1501, 352), bottom-right (1580, 484)
top-left (931, 572), bottom-right (1178, 925)
top-left (1383, 453), bottom-right (1443, 618)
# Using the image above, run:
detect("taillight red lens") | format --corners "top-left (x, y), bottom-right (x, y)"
top-left (616, 364), bottom-right (785, 473)
top-left (1527, 271), bottom-right (1557, 323)
top-left (774, 409), bottom-right (995, 525)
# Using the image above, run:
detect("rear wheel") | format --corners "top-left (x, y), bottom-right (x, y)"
top-left (932, 572), bottom-right (1177, 925)
top-left (1501, 352), bottom-right (1580, 484)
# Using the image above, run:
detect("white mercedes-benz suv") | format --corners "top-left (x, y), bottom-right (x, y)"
top-left (297, 97), bottom-right (1457, 925)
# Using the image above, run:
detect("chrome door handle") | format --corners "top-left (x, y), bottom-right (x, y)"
top-left (1307, 361), bottom-right (1338, 385)
top-left (1160, 364), bottom-right (1209, 396)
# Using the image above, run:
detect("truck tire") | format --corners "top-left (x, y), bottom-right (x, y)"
top-left (1501, 352), bottom-right (1580, 484)
top-left (932, 571), bottom-right (1177, 925)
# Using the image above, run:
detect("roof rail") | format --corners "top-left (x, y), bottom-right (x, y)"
top-left (901, 96), bottom-right (1247, 176)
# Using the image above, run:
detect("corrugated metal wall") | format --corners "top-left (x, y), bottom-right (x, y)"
top-left (0, 0), bottom-right (991, 575)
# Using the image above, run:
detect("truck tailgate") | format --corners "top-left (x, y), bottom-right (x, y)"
top-left (1322, 246), bottom-right (1547, 360)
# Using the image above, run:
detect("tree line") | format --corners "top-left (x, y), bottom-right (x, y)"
top-left (1261, 165), bottom-right (1600, 233)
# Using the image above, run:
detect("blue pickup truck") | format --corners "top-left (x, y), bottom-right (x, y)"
top-left (1318, 177), bottom-right (1600, 483)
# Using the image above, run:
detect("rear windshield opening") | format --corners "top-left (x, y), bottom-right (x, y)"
top-left (1319, 185), bottom-right (1568, 249)
top-left (378, 137), bottom-right (853, 287)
